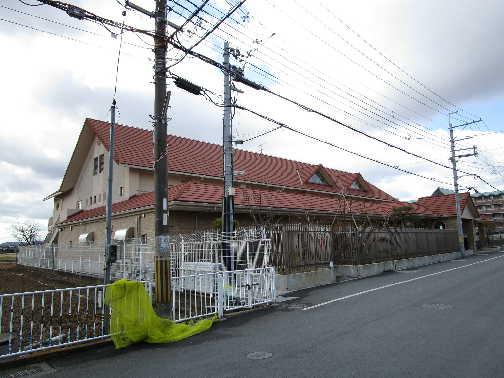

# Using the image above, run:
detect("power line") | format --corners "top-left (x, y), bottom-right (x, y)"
top-left (233, 104), bottom-right (455, 187)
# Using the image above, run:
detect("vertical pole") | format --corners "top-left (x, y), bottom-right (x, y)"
top-left (103, 99), bottom-right (116, 334)
top-left (222, 41), bottom-right (235, 270)
top-left (154, 0), bottom-right (171, 318)
top-left (449, 111), bottom-right (465, 257)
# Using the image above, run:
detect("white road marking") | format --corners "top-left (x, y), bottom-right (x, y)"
top-left (302, 255), bottom-right (504, 311)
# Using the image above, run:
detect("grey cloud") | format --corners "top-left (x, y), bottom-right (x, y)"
top-left (37, 71), bottom-right (224, 144)
top-left (0, 138), bottom-right (67, 181)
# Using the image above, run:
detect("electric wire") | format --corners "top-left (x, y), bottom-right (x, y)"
top-left (183, 3), bottom-right (453, 149)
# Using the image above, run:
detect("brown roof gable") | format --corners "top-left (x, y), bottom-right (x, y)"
top-left (85, 118), bottom-right (395, 202)
top-left (415, 192), bottom-right (478, 217)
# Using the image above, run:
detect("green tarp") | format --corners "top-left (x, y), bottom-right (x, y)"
top-left (104, 279), bottom-right (216, 349)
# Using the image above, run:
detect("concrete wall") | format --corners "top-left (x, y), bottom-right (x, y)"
top-left (275, 250), bottom-right (474, 293)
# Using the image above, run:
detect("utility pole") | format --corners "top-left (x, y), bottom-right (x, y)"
top-left (222, 41), bottom-right (235, 271)
top-left (449, 113), bottom-right (481, 257)
top-left (104, 99), bottom-right (117, 334)
top-left (153, 0), bottom-right (171, 318)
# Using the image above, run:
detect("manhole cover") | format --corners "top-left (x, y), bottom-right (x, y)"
top-left (422, 304), bottom-right (452, 310)
top-left (247, 352), bottom-right (272, 360)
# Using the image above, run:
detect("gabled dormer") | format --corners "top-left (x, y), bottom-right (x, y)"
top-left (348, 174), bottom-right (370, 193)
top-left (306, 165), bottom-right (336, 188)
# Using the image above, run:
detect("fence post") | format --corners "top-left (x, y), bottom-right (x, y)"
top-left (247, 269), bottom-right (252, 307)
top-left (217, 273), bottom-right (224, 318)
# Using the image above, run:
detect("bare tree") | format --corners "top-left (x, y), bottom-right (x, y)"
top-left (11, 220), bottom-right (41, 246)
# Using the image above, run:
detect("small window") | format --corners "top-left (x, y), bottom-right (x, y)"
top-left (308, 172), bottom-right (328, 185)
top-left (93, 157), bottom-right (98, 175)
top-left (120, 187), bottom-right (124, 196)
top-left (89, 197), bottom-right (93, 205)
top-left (103, 192), bottom-right (107, 201)
top-left (99, 154), bottom-right (105, 173)
top-left (77, 201), bottom-right (82, 209)
top-left (350, 180), bottom-right (365, 191)
top-left (98, 194), bottom-right (101, 202)
top-left (93, 196), bottom-right (96, 204)
top-left (140, 234), bottom-right (147, 244)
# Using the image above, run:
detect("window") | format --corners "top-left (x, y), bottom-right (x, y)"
top-left (120, 187), bottom-right (124, 196)
top-left (93, 157), bottom-right (98, 175)
top-left (350, 180), bottom-right (365, 191)
top-left (103, 192), bottom-right (107, 201)
top-left (99, 154), bottom-right (104, 173)
top-left (77, 201), bottom-right (82, 209)
top-left (98, 194), bottom-right (101, 203)
top-left (93, 196), bottom-right (96, 204)
top-left (89, 197), bottom-right (93, 206)
top-left (308, 172), bottom-right (328, 185)
top-left (140, 234), bottom-right (148, 244)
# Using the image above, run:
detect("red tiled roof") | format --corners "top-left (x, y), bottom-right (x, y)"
top-left (86, 118), bottom-right (395, 201)
top-left (415, 193), bottom-right (472, 216)
top-left (60, 182), bottom-right (407, 224)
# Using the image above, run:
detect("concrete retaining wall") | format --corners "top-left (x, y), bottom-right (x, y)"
top-left (275, 250), bottom-right (475, 293)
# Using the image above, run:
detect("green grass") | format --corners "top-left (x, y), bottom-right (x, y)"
top-left (0, 253), bottom-right (17, 262)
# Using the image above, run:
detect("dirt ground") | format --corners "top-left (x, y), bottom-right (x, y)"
top-left (0, 257), bottom-right (102, 295)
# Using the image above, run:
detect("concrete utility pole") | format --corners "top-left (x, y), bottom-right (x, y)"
top-left (222, 41), bottom-right (235, 271)
top-left (449, 113), bottom-right (481, 258)
top-left (153, 0), bottom-right (171, 318)
top-left (449, 111), bottom-right (465, 257)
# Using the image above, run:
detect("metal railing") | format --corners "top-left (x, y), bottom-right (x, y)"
top-left (171, 267), bottom-right (276, 322)
top-left (0, 282), bottom-right (153, 360)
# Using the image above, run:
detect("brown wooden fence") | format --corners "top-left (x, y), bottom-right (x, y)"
top-left (265, 225), bottom-right (459, 274)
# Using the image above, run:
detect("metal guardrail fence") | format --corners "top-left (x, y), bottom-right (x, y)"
top-left (0, 282), bottom-right (153, 360)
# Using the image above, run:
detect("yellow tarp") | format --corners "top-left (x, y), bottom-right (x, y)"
top-left (104, 279), bottom-right (216, 349)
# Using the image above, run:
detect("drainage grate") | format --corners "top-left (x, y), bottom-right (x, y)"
top-left (422, 304), bottom-right (452, 310)
top-left (247, 352), bottom-right (272, 360)
top-left (0, 363), bottom-right (56, 378)
top-left (282, 303), bottom-right (308, 309)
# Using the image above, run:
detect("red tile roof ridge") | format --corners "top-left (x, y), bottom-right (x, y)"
top-left (86, 118), bottom-right (360, 177)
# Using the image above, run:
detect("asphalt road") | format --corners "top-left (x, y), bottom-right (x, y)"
top-left (10, 251), bottom-right (504, 377)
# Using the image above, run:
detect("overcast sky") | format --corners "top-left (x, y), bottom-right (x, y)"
top-left (1, 0), bottom-right (504, 243)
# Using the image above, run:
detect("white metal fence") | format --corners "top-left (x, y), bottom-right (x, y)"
top-left (18, 229), bottom-right (271, 282)
top-left (0, 282), bottom-right (153, 360)
top-left (18, 241), bottom-right (156, 282)
top-left (172, 267), bottom-right (276, 322)
top-left (3, 230), bottom-right (276, 358)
